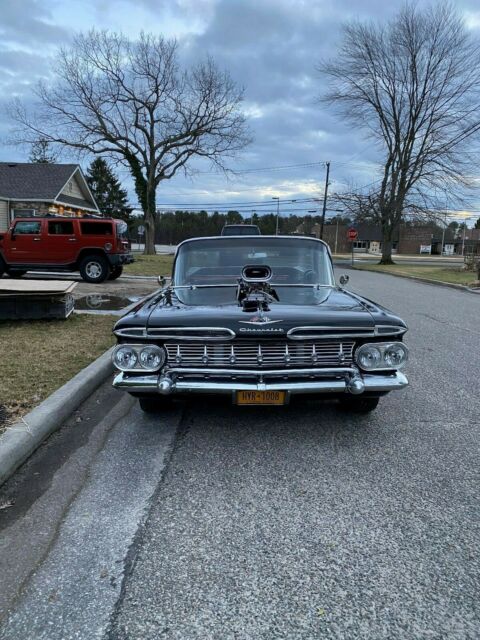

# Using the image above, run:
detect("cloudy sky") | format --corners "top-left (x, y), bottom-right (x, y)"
top-left (1, 0), bottom-right (480, 220)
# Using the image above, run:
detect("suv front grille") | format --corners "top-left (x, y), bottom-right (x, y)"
top-left (165, 340), bottom-right (354, 369)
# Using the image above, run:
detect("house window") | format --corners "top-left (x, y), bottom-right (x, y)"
top-left (48, 221), bottom-right (74, 235)
top-left (13, 209), bottom-right (37, 218)
top-left (353, 241), bottom-right (368, 249)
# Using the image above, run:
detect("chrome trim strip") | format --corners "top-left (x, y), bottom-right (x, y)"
top-left (114, 327), bottom-right (147, 338)
top-left (288, 325), bottom-right (407, 339)
top-left (166, 366), bottom-right (355, 377)
top-left (287, 326), bottom-right (375, 340)
top-left (145, 327), bottom-right (236, 341)
top-left (374, 324), bottom-right (407, 336)
top-left (113, 371), bottom-right (408, 395)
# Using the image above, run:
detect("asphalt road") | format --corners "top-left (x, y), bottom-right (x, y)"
top-left (0, 270), bottom-right (479, 639)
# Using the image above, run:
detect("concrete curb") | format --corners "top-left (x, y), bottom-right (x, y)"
top-left (119, 275), bottom-right (159, 281)
top-left (0, 347), bottom-right (114, 487)
top-left (350, 266), bottom-right (480, 294)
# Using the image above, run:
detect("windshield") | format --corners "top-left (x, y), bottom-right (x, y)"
top-left (173, 237), bottom-right (334, 305)
top-left (222, 225), bottom-right (260, 235)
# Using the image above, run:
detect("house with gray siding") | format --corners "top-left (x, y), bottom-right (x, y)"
top-left (0, 163), bottom-right (99, 231)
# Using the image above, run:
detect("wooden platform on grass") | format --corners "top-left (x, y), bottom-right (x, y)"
top-left (0, 280), bottom-right (76, 296)
top-left (0, 280), bottom-right (77, 319)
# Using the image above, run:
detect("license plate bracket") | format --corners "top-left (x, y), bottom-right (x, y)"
top-left (236, 390), bottom-right (286, 405)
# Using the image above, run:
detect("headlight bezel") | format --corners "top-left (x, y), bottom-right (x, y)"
top-left (355, 342), bottom-right (408, 371)
top-left (112, 343), bottom-right (166, 372)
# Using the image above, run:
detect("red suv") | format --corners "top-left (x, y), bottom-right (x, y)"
top-left (0, 216), bottom-right (134, 283)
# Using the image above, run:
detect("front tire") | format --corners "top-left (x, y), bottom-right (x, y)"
top-left (108, 265), bottom-right (123, 280)
top-left (338, 396), bottom-right (380, 413)
top-left (79, 255), bottom-right (109, 283)
top-left (138, 396), bottom-right (174, 413)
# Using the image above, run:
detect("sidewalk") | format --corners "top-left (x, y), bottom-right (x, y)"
top-left (131, 243), bottom-right (176, 254)
top-left (333, 252), bottom-right (464, 264)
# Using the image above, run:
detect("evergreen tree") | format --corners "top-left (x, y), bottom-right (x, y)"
top-left (29, 138), bottom-right (58, 163)
top-left (475, 217), bottom-right (480, 230)
top-left (86, 158), bottom-right (130, 222)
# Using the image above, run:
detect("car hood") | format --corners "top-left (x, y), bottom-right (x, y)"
top-left (115, 288), bottom-right (407, 338)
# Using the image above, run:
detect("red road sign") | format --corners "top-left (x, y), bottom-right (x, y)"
top-left (347, 228), bottom-right (358, 241)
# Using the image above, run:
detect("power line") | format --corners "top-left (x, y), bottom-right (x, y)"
top-left (196, 161), bottom-right (327, 175)
top-left (147, 197), bottom-right (320, 209)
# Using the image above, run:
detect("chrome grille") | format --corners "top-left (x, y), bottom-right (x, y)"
top-left (165, 340), bottom-right (354, 369)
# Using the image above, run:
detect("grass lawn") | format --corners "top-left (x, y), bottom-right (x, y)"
top-left (0, 314), bottom-right (117, 432)
top-left (353, 263), bottom-right (479, 287)
top-left (124, 254), bottom-right (174, 277)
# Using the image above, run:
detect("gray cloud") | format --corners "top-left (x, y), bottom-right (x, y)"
top-left (0, 0), bottom-right (69, 44)
top-left (0, 0), bottom-right (479, 211)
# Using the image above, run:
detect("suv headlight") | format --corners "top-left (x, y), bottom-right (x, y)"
top-left (355, 342), bottom-right (408, 371)
top-left (113, 344), bottom-right (166, 372)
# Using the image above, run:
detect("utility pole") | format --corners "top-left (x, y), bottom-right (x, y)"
top-left (272, 197), bottom-right (280, 234)
top-left (320, 161), bottom-right (330, 240)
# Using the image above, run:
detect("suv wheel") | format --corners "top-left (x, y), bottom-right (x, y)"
top-left (108, 266), bottom-right (123, 280)
top-left (338, 396), bottom-right (380, 413)
top-left (79, 255), bottom-right (109, 283)
top-left (0, 256), bottom-right (6, 277)
top-left (138, 396), bottom-right (174, 413)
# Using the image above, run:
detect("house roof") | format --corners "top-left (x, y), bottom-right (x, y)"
top-left (56, 194), bottom-right (98, 211)
top-left (0, 163), bottom-right (81, 200)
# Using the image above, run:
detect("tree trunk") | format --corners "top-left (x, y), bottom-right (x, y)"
top-left (125, 153), bottom-right (157, 255)
top-left (378, 203), bottom-right (397, 265)
top-left (143, 182), bottom-right (157, 255)
top-left (379, 237), bottom-right (395, 265)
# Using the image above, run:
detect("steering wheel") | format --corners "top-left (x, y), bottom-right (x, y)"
top-left (303, 269), bottom-right (317, 284)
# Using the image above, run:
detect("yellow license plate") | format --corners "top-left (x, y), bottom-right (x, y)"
top-left (236, 390), bottom-right (286, 405)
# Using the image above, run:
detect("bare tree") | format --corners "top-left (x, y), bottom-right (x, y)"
top-left (29, 138), bottom-right (58, 163)
top-left (10, 31), bottom-right (251, 254)
top-left (319, 3), bottom-right (480, 263)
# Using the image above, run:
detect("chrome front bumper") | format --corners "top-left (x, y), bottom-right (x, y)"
top-left (113, 366), bottom-right (408, 396)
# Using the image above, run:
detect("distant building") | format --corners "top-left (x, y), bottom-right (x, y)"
top-left (315, 221), bottom-right (479, 255)
top-left (0, 163), bottom-right (100, 231)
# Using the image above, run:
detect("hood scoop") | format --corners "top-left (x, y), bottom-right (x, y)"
top-left (238, 264), bottom-right (279, 312)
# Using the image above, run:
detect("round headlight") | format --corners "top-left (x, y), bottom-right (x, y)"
top-left (383, 343), bottom-right (408, 368)
top-left (114, 346), bottom-right (138, 371)
top-left (356, 345), bottom-right (382, 370)
top-left (139, 346), bottom-right (165, 371)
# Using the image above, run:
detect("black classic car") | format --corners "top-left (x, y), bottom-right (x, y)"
top-left (112, 235), bottom-right (408, 413)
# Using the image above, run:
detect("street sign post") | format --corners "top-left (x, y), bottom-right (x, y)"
top-left (347, 228), bottom-right (358, 266)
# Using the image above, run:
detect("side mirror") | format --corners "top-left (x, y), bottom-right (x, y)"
top-left (158, 275), bottom-right (171, 287)
top-left (339, 274), bottom-right (350, 286)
